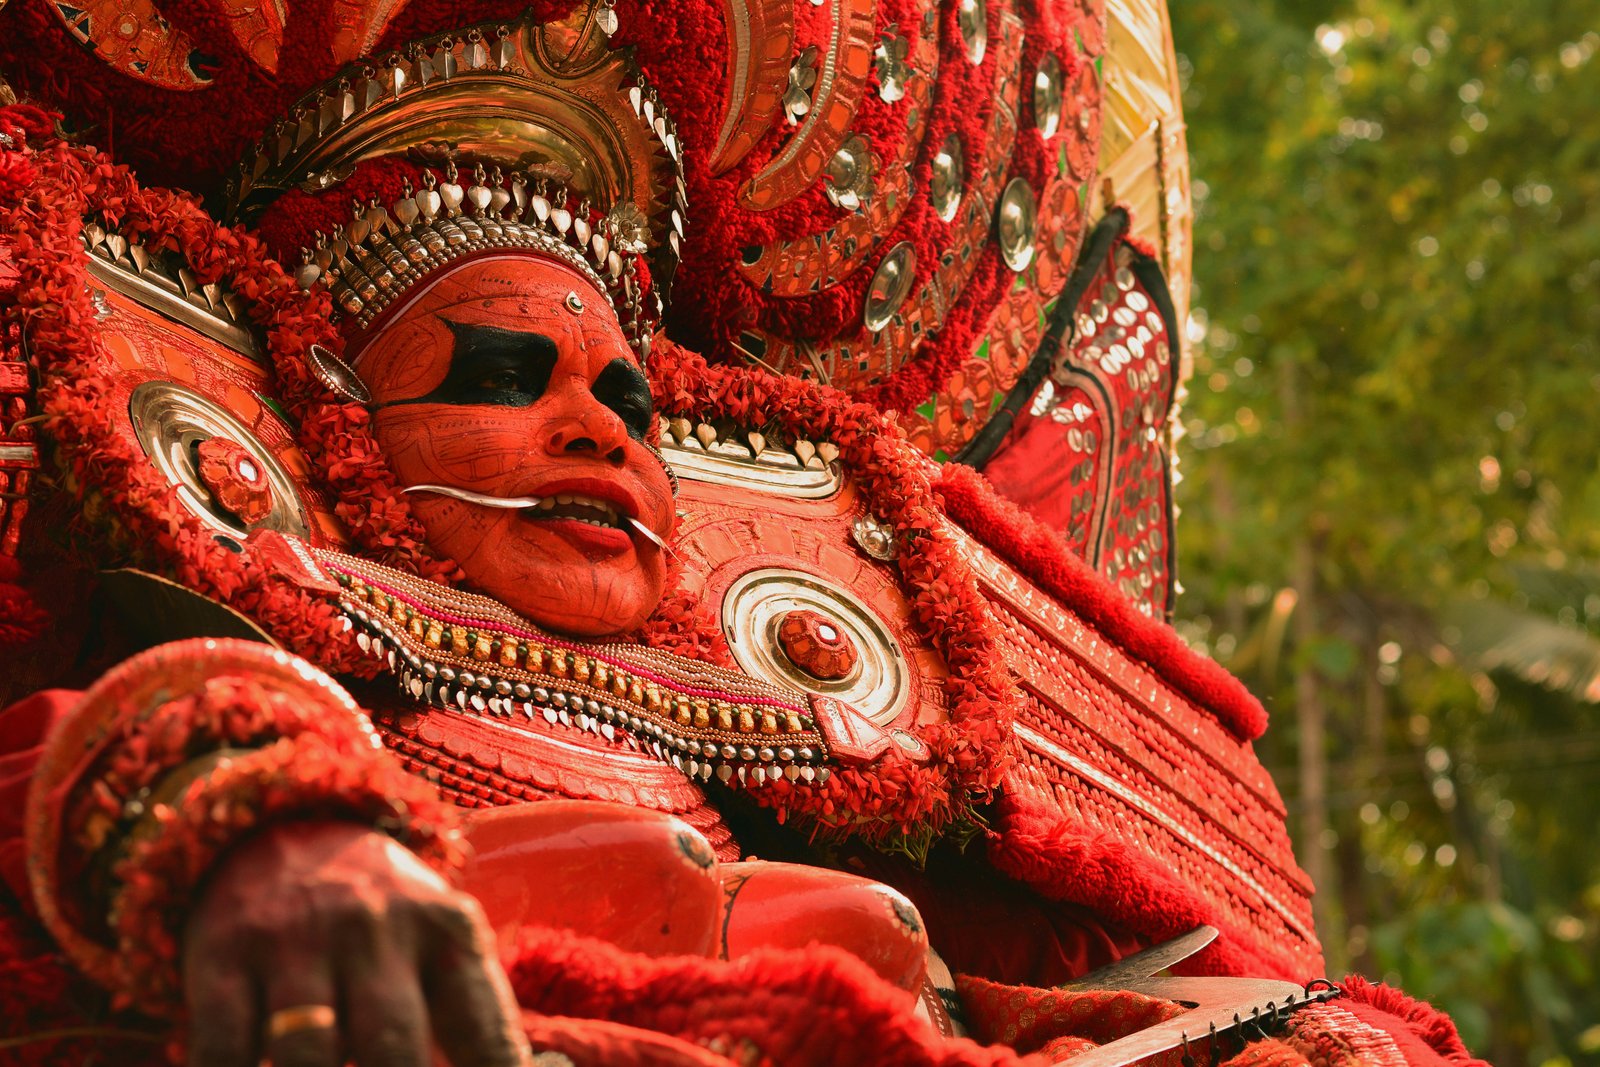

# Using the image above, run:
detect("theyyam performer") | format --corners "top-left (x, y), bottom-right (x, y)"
top-left (0, 1), bottom-right (1488, 1065)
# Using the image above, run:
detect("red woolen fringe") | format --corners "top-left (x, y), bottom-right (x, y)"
top-left (1337, 976), bottom-right (1490, 1067)
top-left (504, 924), bottom-right (1025, 1067)
top-left (985, 795), bottom-right (1308, 982)
top-left (935, 462), bottom-right (1270, 742)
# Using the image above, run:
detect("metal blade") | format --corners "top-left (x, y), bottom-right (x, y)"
top-left (1064, 925), bottom-right (1219, 989)
top-left (1048, 976), bottom-right (1335, 1067)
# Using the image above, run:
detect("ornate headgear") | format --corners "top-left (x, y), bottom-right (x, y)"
top-left (227, 4), bottom-right (686, 360)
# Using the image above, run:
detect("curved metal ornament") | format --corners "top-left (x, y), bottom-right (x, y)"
top-left (1033, 52), bottom-right (1064, 137)
top-left (751, 9), bottom-right (1027, 388)
top-left (227, 5), bottom-right (685, 291)
top-left (306, 343), bottom-right (372, 404)
top-left (957, 0), bottom-right (988, 65)
top-left (129, 382), bottom-right (312, 540)
top-left (863, 241), bottom-right (916, 332)
top-left (49, 0), bottom-right (215, 90)
top-left (721, 567), bottom-right (910, 726)
top-left (737, 4), bottom-right (941, 298)
top-left (739, 0), bottom-right (878, 211)
top-left (822, 133), bottom-right (874, 211)
top-left (995, 177), bottom-right (1038, 272)
top-left (929, 133), bottom-right (965, 223)
top-left (709, 0), bottom-right (796, 173)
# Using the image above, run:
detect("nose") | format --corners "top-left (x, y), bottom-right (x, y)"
top-left (542, 399), bottom-right (630, 466)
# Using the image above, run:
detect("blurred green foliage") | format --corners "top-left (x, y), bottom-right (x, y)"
top-left (1168, 2), bottom-right (1600, 1064)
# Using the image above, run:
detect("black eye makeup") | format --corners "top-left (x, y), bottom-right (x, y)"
top-left (390, 321), bottom-right (559, 407)
top-left (592, 357), bottom-right (654, 441)
top-left (381, 323), bottom-right (654, 439)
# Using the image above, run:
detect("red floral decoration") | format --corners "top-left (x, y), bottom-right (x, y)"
top-left (0, 109), bottom-right (722, 674)
top-left (3, 107), bottom-right (1022, 850)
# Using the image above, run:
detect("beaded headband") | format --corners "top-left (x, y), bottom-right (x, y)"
top-left (293, 160), bottom-right (659, 357)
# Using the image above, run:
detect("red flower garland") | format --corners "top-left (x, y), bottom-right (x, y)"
top-left (0, 114), bottom-right (722, 667)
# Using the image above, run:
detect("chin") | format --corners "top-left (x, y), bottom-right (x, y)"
top-left (486, 555), bottom-right (666, 639)
top-left (509, 591), bottom-right (658, 639)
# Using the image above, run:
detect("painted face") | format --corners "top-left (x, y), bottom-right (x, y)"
top-left (356, 255), bottom-right (672, 638)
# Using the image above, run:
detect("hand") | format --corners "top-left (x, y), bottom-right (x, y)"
top-left (182, 821), bottom-right (530, 1067)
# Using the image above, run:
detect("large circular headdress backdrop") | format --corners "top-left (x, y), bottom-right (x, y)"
top-left (0, 0), bottom-right (1188, 405)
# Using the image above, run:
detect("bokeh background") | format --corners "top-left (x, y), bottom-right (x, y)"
top-left (1168, 3), bottom-right (1600, 1064)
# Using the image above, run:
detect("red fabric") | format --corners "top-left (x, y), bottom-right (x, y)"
top-left (0, 689), bottom-right (77, 909)
top-left (956, 975), bottom-right (1184, 1056)
top-left (0, 903), bottom-right (166, 1067)
top-left (936, 462), bottom-right (1270, 741)
top-left (986, 794), bottom-right (1310, 982)
top-left (1337, 976), bottom-right (1490, 1067)
top-left (848, 847), bottom-right (1146, 988)
top-left (1221, 1040), bottom-right (1312, 1067)
top-left (0, 578), bottom-right (48, 647)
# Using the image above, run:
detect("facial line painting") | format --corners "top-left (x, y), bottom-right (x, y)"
top-left (359, 255), bottom-right (674, 637)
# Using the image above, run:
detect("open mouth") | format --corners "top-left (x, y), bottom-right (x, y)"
top-left (520, 493), bottom-right (626, 530)
top-left (404, 483), bottom-right (666, 548)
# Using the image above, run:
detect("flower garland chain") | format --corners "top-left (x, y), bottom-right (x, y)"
top-left (1, 117), bottom-right (723, 666)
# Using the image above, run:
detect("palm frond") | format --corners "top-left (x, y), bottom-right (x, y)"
top-left (1443, 597), bottom-right (1600, 704)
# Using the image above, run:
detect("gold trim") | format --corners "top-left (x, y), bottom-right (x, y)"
top-left (225, 4), bottom-right (685, 294)
top-left (659, 417), bottom-right (840, 499)
top-left (81, 230), bottom-right (261, 360)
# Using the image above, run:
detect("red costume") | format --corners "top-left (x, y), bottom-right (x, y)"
top-left (0, 2), bottom-right (1485, 1065)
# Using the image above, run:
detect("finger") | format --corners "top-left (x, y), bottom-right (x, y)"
top-left (183, 957), bottom-right (259, 1067)
top-left (262, 960), bottom-right (342, 1067)
top-left (420, 900), bottom-right (530, 1067)
top-left (340, 941), bottom-right (431, 1067)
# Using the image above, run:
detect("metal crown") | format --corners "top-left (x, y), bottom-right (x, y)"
top-left (296, 160), bottom-right (659, 358)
